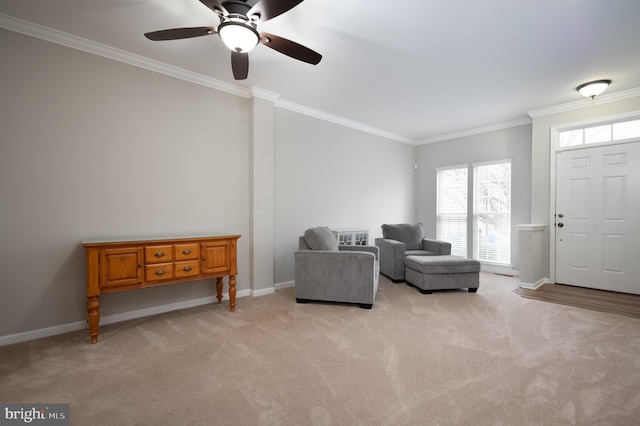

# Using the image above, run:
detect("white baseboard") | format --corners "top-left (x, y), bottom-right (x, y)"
top-left (519, 278), bottom-right (549, 290)
top-left (0, 321), bottom-right (89, 348)
top-left (1, 283), bottom-right (296, 347)
top-left (481, 263), bottom-right (519, 276)
top-left (252, 287), bottom-right (275, 297)
top-left (275, 280), bottom-right (295, 290)
top-left (253, 281), bottom-right (294, 296)
top-left (0, 290), bottom-right (250, 347)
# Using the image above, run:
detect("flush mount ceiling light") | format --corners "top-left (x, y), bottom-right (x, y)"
top-left (218, 19), bottom-right (259, 53)
top-left (576, 79), bottom-right (612, 99)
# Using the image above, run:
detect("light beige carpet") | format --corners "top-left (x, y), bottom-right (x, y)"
top-left (1, 273), bottom-right (639, 425)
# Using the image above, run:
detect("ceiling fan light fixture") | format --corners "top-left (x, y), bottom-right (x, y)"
top-left (218, 20), bottom-right (259, 53)
top-left (576, 79), bottom-right (611, 99)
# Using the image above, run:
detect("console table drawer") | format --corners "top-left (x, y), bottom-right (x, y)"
top-left (175, 260), bottom-right (200, 278)
top-left (145, 263), bottom-right (174, 281)
top-left (175, 243), bottom-right (199, 261)
top-left (145, 245), bottom-right (174, 263)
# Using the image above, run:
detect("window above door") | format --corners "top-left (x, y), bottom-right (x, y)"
top-left (559, 117), bottom-right (640, 148)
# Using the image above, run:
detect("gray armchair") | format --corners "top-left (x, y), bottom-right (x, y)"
top-left (375, 223), bottom-right (451, 282)
top-left (295, 226), bottom-right (379, 309)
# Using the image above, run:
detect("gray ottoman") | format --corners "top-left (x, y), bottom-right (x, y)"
top-left (404, 255), bottom-right (480, 294)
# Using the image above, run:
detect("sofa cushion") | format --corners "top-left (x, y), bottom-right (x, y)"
top-left (304, 227), bottom-right (339, 251)
top-left (381, 223), bottom-right (425, 250)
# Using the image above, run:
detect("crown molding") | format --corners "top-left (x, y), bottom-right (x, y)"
top-left (1, 13), bottom-right (416, 144)
top-left (249, 87), bottom-right (280, 102)
top-left (527, 87), bottom-right (640, 118)
top-left (417, 117), bottom-right (532, 145)
top-left (0, 13), bottom-right (248, 98)
top-left (274, 99), bottom-right (416, 144)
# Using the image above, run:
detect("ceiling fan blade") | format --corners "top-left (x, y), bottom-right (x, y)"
top-left (144, 27), bottom-right (217, 41)
top-left (231, 51), bottom-right (249, 80)
top-left (248, 0), bottom-right (304, 23)
top-left (199, 0), bottom-right (228, 16)
top-left (259, 32), bottom-right (321, 65)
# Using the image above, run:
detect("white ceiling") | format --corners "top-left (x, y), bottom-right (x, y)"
top-left (1, 0), bottom-right (640, 143)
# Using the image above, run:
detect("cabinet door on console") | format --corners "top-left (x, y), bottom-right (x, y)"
top-left (100, 247), bottom-right (143, 290)
top-left (201, 241), bottom-right (232, 275)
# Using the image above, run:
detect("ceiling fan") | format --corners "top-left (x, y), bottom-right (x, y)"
top-left (144, 0), bottom-right (322, 80)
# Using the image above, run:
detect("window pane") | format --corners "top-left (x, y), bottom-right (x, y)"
top-left (473, 162), bottom-right (511, 264)
top-left (584, 124), bottom-right (612, 144)
top-left (437, 214), bottom-right (467, 257)
top-left (473, 213), bottom-right (511, 263)
top-left (613, 119), bottom-right (640, 140)
top-left (437, 167), bottom-right (467, 257)
top-left (437, 168), bottom-right (467, 214)
top-left (559, 129), bottom-right (583, 147)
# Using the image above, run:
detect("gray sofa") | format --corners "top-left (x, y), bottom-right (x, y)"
top-left (295, 226), bottom-right (379, 309)
top-left (375, 223), bottom-right (451, 282)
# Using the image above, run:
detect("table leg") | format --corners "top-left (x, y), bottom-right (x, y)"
top-left (87, 296), bottom-right (100, 344)
top-left (228, 275), bottom-right (236, 312)
top-left (216, 277), bottom-right (223, 304)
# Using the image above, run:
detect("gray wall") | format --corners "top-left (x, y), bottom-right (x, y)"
top-left (0, 29), bottom-right (251, 337)
top-left (0, 28), bottom-right (417, 340)
top-left (274, 109), bottom-right (416, 283)
top-left (415, 124), bottom-right (532, 272)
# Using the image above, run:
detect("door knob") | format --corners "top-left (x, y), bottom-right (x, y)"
top-left (558, 213), bottom-right (564, 218)
top-left (557, 222), bottom-right (564, 227)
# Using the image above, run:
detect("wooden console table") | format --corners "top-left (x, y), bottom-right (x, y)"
top-left (82, 234), bottom-right (240, 343)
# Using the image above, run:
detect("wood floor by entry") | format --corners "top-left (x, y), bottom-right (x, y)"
top-left (514, 283), bottom-right (640, 319)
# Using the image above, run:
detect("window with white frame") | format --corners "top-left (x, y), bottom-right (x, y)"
top-left (559, 118), bottom-right (640, 148)
top-left (436, 160), bottom-right (512, 264)
top-left (473, 161), bottom-right (511, 264)
top-left (436, 166), bottom-right (468, 257)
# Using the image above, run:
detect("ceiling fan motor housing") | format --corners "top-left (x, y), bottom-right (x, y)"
top-left (220, 1), bottom-right (252, 16)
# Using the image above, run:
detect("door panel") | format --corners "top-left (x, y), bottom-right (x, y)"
top-left (555, 142), bottom-right (640, 294)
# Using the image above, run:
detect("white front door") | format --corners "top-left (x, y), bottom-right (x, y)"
top-left (555, 142), bottom-right (640, 294)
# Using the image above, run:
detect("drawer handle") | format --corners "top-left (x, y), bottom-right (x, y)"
top-left (183, 266), bottom-right (192, 272)
top-left (154, 252), bottom-right (165, 257)
top-left (155, 270), bottom-right (165, 276)
top-left (182, 249), bottom-right (191, 255)
top-left (137, 263), bottom-right (142, 268)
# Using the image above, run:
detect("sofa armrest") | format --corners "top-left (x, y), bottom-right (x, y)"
top-left (374, 238), bottom-right (405, 251)
top-left (422, 238), bottom-right (452, 255)
top-left (339, 245), bottom-right (379, 260)
top-left (375, 238), bottom-right (406, 281)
